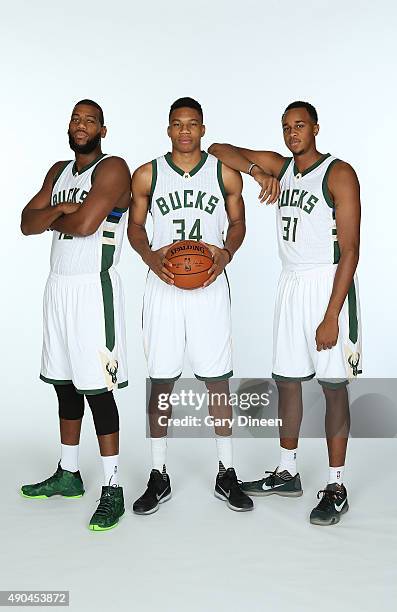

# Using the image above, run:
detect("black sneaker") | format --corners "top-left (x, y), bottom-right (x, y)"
top-left (215, 468), bottom-right (254, 512)
top-left (310, 483), bottom-right (349, 526)
top-left (240, 467), bottom-right (303, 497)
top-left (132, 469), bottom-right (171, 515)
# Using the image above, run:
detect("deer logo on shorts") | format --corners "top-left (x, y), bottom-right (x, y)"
top-left (347, 353), bottom-right (361, 377)
top-left (106, 360), bottom-right (119, 384)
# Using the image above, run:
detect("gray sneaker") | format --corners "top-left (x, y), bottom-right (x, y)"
top-left (240, 467), bottom-right (303, 497)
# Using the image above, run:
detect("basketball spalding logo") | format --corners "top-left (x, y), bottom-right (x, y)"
top-left (165, 240), bottom-right (213, 289)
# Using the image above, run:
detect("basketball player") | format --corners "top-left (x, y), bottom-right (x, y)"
top-left (128, 97), bottom-right (253, 514)
top-left (20, 100), bottom-right (131, 531)
top-left (209, 101), bottom-right (361, 525)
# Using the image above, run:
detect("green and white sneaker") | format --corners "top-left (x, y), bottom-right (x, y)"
top-left (21, 463), bottom-right (84, 499)
top-left (89, 486), bottom-right (125, 531)
top-left (310, 483), bottom-right (349, 526)
top-left (240, 467), bottom-right (303, 497)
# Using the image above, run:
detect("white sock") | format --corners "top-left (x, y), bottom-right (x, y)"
top-left (278, 446), bottom-right (298, 476)
top-left (60, 443), bottom-right (79, 473)
top-left (328, 465), bottom-right (344, 485)
top-left (102, 455), bottom-right (119, 487)
top-left (215, 435), bottom-right (233, 471)
top-left (151, 437), bottom-right (167, 472)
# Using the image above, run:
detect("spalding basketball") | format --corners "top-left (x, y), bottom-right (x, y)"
top-left (165, 240), bottom-right (213, 289)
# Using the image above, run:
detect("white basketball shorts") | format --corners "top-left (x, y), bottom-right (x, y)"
top-left (40, 268), bottom-right (128, 394)
top-left (272, 264), bottom-right (362, 386)
top-left (143, 270), bottom-right (232, 382)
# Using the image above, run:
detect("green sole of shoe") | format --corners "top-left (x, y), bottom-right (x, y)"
top-left (20, 490), bottom-right (84, 499)
top-left (89, 512), bottom-right (125, 531)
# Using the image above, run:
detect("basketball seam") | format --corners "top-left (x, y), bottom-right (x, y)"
top-left (171, 270), bottom-right (212, 276)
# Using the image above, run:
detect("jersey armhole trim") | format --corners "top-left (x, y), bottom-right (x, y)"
top-left (149, 159), bottom-right (158, 211)
top-left (217, 160), bottom-right (227, 200)
top-left (91, 154), bottom-right (111, 186)
top-left (322, 158), bottom-right (340, 208)
top-left (277, 158), bottom-right (292, 181)
top-left (52, 161), bottom-right (71, 187)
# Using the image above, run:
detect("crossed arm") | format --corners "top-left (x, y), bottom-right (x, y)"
top-left (21, 157), bottom-right (131, 237)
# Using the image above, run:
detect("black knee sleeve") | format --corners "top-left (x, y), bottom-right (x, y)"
top-left (86, 391), bottom-right (119, 436)
top-left (55, 384), bottom-right (85, 420)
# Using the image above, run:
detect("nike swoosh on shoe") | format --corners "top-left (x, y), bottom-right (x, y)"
top-left (217, 485), bottom-right (230, 498)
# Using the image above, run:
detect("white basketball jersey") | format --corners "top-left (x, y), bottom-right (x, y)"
top-left (50, 154), bottom-right (127, 275)
top-left (276, 154), bottom-right (340, 270)
top-left (150, 152), bottom-right (227, 250)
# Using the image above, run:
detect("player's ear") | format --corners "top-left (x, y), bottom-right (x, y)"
top-left (314, 124), bottom-right (320, 136)
top-left (167, 125), bottom-right (171, 137)
top-left (201, 124), bottom-right (206, 137)
top-left (101, 126), bottom-right (107, 138)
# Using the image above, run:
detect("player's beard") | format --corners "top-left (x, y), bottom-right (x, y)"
top-left (68, 130), bottom-right (102, 154)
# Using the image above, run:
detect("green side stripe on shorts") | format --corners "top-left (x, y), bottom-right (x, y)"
top-left (347, 281), bottom-right (358, 344)
top-left (100, 239), bottom-right (116, 352)
top-left (100, 271), bottom-right (115, 352)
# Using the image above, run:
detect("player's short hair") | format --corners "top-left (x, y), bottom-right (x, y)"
top-left (283, 101), bottom-right (318, 124)
top-left (169, 97), bottom-right (203, 122)
top-left (74, 99), bottom-right (104, 126)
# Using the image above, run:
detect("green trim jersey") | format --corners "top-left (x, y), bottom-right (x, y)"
top-left (50, 154), bottom-right (127, 275)
top-left (277, 153), bottom-right (340, 270)
top-left (150, 152), bottom-right (227, 250)
top-left (143, 151), bottom-right (233, 381)
top-left (273, 153), bottom-right (362, 381)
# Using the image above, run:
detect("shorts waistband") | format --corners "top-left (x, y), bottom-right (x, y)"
top-left (48, 268), bottom-right (117, 285)
top-left (281, 264), bottom-right (337, 278)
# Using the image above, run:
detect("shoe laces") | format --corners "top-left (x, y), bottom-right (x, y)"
top-left (264, 468), bottom-right (279, 488)
top-left (94, 489), bottom-right (115, 517)
top-left (316, 488), bottom-right (340, 510)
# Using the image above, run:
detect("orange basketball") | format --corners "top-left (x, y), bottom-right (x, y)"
top-left (165, 240), bottom-right (213, 289)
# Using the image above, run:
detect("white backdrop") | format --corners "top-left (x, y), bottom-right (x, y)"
top-left (1, 2), bottom-right (396, 612)
top-left (1, 0), bottom-right (396, 401)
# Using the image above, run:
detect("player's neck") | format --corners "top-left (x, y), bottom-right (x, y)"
top-left (74, 148), bottom-right (103, 172)
top-left (293, 149), bottom-right (323, 174)
top-left (170, 148), bottom-right (203, 172)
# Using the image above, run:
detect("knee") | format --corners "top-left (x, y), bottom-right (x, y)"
top-left (55, 384), bottom-right (85, 420)
top-left (320, 383), bottom-right (348, 400)
top-left (149, 382), bottom-right (174, 413)
top-left (275, 380), bottom-right (301, 394)
top-left (86, 391), bottom-right (119, 436)
top-left (204, 380), bottom-right (229, 394)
